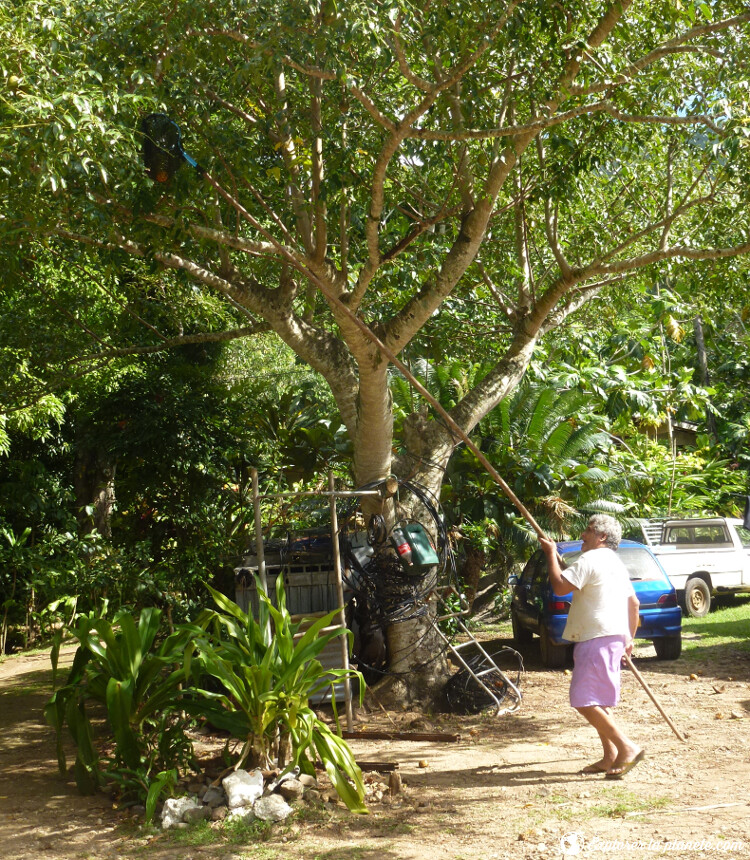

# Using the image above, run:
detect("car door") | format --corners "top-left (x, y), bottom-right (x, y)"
top-left (515, 552), bottom-right (544, 630)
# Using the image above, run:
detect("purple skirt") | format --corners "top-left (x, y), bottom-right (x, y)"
top-left (569, 635), bottom-right (627, 709)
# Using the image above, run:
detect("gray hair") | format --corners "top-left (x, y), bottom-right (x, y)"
top-left (588, 514), bottom-right (622, 550)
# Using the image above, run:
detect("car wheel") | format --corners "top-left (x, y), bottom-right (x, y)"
top-left (511, 608), bottom-right (533, 647)
top-left (683, 577), bottom-right (711, 618)
top-left (653, 635), bottom-right (682, 660)
top-left (539, 624), bottom-right (569, 668)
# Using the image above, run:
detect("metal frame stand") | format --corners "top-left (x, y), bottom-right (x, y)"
top-left (249, 469), bottom-right (382, 732)
top-left (431, 587), bottom-right (523, 716)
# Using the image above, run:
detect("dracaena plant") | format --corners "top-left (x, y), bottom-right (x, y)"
top-left (186, 579), bottom-right (367, 814)
top-left (44, 605), bottom-right (194, 816)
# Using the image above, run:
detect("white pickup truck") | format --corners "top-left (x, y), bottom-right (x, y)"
top-left (633, 517), bottom-right (750, 617)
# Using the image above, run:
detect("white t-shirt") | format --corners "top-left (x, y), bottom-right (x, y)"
top-left (561, 547), bottom-right (636, 642)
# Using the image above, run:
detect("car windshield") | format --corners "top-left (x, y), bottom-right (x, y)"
top-left (562, 547), bottom-right (664, 582)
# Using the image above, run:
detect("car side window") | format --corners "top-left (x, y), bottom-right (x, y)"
top-left (736, 526), bottom-right (750, 549)
top-left (519, 555), bottom-right (539, 587)
top-left (532, 552), bottom-right (547, 582)
top-left (693, 525), bottom-right (730, 545)
top-left (618, 547), bottom-right (664, 581)
top-left (665, 527), bottom-right (690, 545)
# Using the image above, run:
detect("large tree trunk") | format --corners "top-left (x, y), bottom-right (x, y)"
top-left (348, 337), bottom-right (540, 706)
top-left (74, 447), bottom-right (116, 539)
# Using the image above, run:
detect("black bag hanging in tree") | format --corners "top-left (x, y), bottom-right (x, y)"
top-left (140, 113), bottom-right (198, 183)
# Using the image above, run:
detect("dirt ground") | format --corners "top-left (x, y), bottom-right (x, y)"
top-left (2, 635), bottom-right (750, 860)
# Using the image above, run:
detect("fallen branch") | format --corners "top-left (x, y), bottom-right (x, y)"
top-left (343, 730), bottom-right (460, 742)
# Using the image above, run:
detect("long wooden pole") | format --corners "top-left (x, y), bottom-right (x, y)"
top-left (204, 175), bottom-right (681, 737)
top-left (250, 468), bottom-right (268, 593)
top-left (298, 277), bottom-right (689, 740)
top-left (624, 654), bottom-right (687, 742)
top-left (329, 471), bottom-right (354, 731)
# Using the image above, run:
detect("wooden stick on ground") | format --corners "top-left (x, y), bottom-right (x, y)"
top-left (624, 654), bottom-right (688, 743)
top-left (343, 730), bottom-right (460, 742)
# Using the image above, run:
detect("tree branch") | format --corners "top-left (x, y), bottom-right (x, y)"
top-left (67, 326), bottom-right (269, 365)
top-left (569, 12), bottom-right (750, 98)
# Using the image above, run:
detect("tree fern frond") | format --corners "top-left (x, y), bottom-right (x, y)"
top-left (389, 375), bottom-right (413, 414)
top-left (581, 498), bottom-right (628, 514)
top-left (525, 388), bottom-right (558, 445)
top-left (544, 422), bottom-right (575, 457)
top-left (561, 425), bottom-right (610, 460)
top-left (573, 466), bottom-right (612, 485)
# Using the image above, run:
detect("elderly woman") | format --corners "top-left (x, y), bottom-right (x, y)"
top-left (540, 514), bottom-right (643, 778)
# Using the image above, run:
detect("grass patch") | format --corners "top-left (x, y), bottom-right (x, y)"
top-left (222, 815), bottom-right (277, 845)
top-left (466, 618), bottom-right (513, 638)
top-left (534, 788), bottom-right (672, 824)
top-left (681, 596), bottom-right (750, 661)
top-left (589, 789), bottom-right (671, 819)
top-left (166, 819), bottom-right (217, 846)
top-left (0, 680), bottom-right (50, 696)
top-left (312, 845), bottom-right (387, 860)
top-left (162, 812), bottom-right (285, 850)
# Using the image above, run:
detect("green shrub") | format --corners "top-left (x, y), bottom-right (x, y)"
top-left (187, 580), bottom-right (368, 813)
top-left (44, 606), bottom-right (193, 815)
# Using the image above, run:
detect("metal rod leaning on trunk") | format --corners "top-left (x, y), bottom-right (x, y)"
top-left (250, 469), bottom-right (268, 593)
top-left (329, 471), bottom-right (354, 732)
top-left (251, 468), bottom-right (270, 638)
top-left (624, 654), bottom-right (687, 742)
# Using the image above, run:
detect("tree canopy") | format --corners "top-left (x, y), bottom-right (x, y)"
top-left (3, 1), bottom-right (750, 497)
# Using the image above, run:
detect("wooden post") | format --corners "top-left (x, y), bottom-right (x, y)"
top-left (248, 469), bottom-right (271, 644)
top-left (329, 471), bottom-right (354, 731)
top-left (251, 467), bottom-right (268, 594)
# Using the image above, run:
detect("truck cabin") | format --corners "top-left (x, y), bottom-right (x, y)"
top-left (663, 523), bottom-right (732, 548)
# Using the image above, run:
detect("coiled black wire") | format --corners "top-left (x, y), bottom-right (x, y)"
top-left (339, 476), bottom-right (461, 678)
top-left (341, 477), bottom-right (457, 622)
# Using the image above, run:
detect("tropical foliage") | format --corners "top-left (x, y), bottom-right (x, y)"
top-left (187, 580), bottom-right (367, 813)
top-left (44, 606), bottom-right (194, 811)
top-left (44, 584), bottom-right (367, 816)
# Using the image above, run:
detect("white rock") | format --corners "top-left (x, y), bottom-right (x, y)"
top-left (227, 805), bottom-right (257, 823)
top-left (223, 769), bottom-right (264, 809)
top-left (161, 796), bottom-right (200, 830)
top-left (254, 794), bottom-right (293, 821)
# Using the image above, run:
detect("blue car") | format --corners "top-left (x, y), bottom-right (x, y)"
top-left (510, 540), bottom-right (682, 667)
